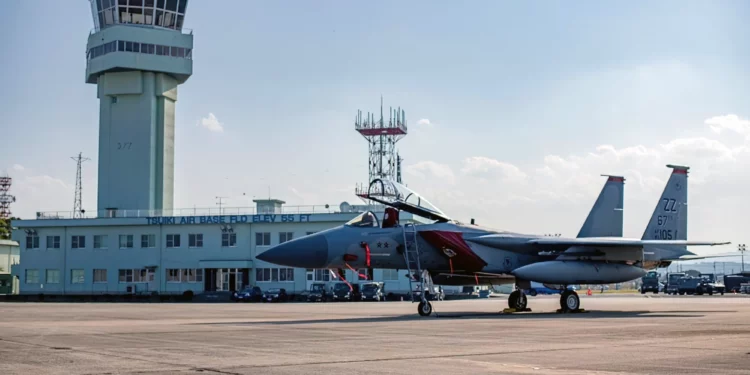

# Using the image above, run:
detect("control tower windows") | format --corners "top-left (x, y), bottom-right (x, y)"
top-left (87, 40), bottom-right (191, 61)
top-left (94, 0), bottom-right (187, 30)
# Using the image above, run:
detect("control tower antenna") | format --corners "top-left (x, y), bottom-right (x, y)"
top-left (72, 152), bottom-right (90, 219)
top-left (0, 175), bottom-right (15, 219)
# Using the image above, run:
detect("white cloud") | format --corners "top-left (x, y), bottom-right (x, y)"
top-left (705, 114), bottom-right (750, 136)
top-left (460, 156), bottom-right (527, 183)
top-left (12, 164), bottom-right (24, 171)
top-left (199, 113), bottom-right (224, 132)
top-left (416, 118), bottom-right (432, 127)
top-left (405, 161), bottom-right (455, 184)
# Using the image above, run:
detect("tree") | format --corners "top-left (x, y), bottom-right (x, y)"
top-left (0, 217), bottom-right (19, 240)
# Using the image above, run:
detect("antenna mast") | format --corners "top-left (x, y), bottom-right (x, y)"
top-left (354, 97), bottom-right (409, 185)
top-left (0, 175), bottom-right (15, 218)
top-left (71, 152), bottom-right (90, 218)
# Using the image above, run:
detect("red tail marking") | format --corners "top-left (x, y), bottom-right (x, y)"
top-left (608, 176), bottom-right (625, 182)
top-left (672, 169), bottom-right (688, 175)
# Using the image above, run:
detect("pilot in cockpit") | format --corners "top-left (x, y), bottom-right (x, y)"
top-left (382, 207), bottom-right (400, 228)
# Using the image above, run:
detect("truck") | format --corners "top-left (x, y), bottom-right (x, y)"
top-left (695, 273), bottom-right (725, 295)
top-left (304, 282), bottom-right (331, 302)
top-left (360, 282), bottom-right (385, 301)
top-left (723, 274), bottom-right (750, 293)
top-left (640, 271), bottom-right (660, 294)
top-left (677, 276), bottom-right (701, 295)
top-left (665, 272), bottom-right (686, 295)
top-left (331, 281), bottom-right (361, 301)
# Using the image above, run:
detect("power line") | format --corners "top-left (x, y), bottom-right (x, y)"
top-left (71, 152), bottom-right (90, 218)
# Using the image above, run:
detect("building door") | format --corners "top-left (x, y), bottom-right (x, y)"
top-left (147, 270), bottom-right (156, 292)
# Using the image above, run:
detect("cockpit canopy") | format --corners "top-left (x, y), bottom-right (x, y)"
top-left (345, 211), bottom-right (380, 228)
top-left (358, 178), bottom-right (451, 222)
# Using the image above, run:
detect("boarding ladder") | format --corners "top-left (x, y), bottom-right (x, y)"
top-left (402, 223), bottom-right (432, 302)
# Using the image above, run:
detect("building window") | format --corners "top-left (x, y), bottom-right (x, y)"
top-left (314, 269), bottom-right (330, 282)
top-left (71, 269), bottom-right (85, 284)
top-left (188, 233), bottom-right (203, 248)
top-left (166, 234), bottom-right (180, 248)
top-left (118, 269), bottom-right (151, 283)
top-left (93, 235), bottom-right (106, 249)
top-left (94, 269), bottom-right (107, 283)
top-left (25, 234), bottom-right (40, 249)
top-left (255, 267), bottom-right (294, 282)
top-left (46, 269), bottom-right (61, 284)
top-left (166, 268), bottom-right (203, 283)
top-left (25, 269), bottom-right (39, 284)
top-left (221, 233), bottom-right (236, 247)
top-left (119, 234), bottom-right (134, 248)
top-left (255, 232), bottom-right (271, 246)
top-left (357, 268), bottom-right (369, 281)
top-left (382, 269), bottom-right (399, 281)
top-left (119, 269), bottom-right (133, 283)
top-left (46, 235), bottom-right (61, 249)
top-left (141, 234), bottom-right (155, 248)
top-left (279, 232), bottom-right (293, 244)
top-left (72, 235), bottom-right (86, 249)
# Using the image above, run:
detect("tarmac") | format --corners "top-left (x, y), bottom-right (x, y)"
top-left (1, 294), bottom-right (749, 375)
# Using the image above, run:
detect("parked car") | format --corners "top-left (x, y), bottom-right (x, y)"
top-left (360, 282), bottom-right (385, 301)
top-left (232, 286), bottom-right (263, 302)
top-left (262, 288), bottom-right (288, 302)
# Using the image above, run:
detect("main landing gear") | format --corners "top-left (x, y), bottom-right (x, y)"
top-left (507, 289), bottom-right (529, 312)
top-left (558, 288), bottom-right (583, 313)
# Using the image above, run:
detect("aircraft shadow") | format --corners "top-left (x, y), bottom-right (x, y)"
top-left (191, 310), bottom-right (715, 326)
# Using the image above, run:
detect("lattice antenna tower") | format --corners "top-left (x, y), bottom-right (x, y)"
top-left (354, 96), bottom-right (408, 186)
top-left (0, 175), bottom-right (15, 218)
top-left (72, 152), bottom-right (90, 218)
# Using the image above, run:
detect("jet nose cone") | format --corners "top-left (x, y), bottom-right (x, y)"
top-left (256, 233), bottom-right (329, 268)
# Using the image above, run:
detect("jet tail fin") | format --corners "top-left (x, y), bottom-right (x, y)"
top-left (642, 165), bottom-right (688, 242)
top-left (577, 175), bottom-right (625, 238)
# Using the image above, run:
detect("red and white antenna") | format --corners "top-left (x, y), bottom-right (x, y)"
top-left (0, 175), bottom-right (15, 218)
top-left (354, 96), bottom-right (408, 201)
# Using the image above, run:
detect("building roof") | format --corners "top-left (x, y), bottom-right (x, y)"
top-left (0, 239), bottom-right (19, 247)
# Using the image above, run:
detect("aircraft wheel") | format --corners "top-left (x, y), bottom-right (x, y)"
top-left (508, 290), bottom-right (528, 310)
top-left (418, 301), bottom-right (432, 316)
top-left (560, 290), bottom-right (580, 312)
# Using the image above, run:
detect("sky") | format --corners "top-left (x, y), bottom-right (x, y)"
top-left (1, 1), bottom-right (749, 258)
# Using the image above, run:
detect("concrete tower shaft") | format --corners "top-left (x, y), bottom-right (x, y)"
top-left (85, 0), bottom-right (193, 217)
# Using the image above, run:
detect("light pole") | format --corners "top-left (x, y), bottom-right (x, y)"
top-left (739, 244), bottom-right (747, 273)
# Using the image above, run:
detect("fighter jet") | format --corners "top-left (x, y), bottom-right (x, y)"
top-left (257, 165), bottom-right (731, 316)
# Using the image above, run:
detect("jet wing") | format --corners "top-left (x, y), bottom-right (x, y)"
top-left (658, 252), bottom-right (741, 261)
top-left (527, 237), bottom-right (730, 248)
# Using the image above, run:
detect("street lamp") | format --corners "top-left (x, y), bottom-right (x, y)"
top-left (739, 244), bottom-right (747, 273)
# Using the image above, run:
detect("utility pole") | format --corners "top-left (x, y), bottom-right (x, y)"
top-left (216, 196), bottom-right (227, 215)
top-left (71, 152), bottom-right (90, 218)
top-left (739, 244), bottom-right (747, 273)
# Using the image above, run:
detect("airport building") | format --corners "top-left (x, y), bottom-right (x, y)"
top-left (11, 202), bottom-right (423, 296)
top-left (8, 0), bottom-right (427, 298)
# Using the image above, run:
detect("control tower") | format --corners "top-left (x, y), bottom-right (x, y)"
top-left (85, 0), bottom-right (193, 217)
